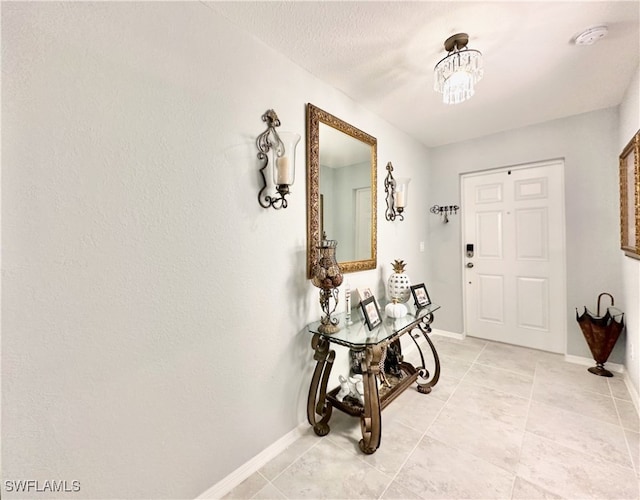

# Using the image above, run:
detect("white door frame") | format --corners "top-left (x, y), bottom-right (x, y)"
top-left (460, 159), bottom-right (568, 353)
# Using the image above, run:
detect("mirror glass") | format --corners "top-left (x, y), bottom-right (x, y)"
top-left (306, 104), bottom-right (377, 278)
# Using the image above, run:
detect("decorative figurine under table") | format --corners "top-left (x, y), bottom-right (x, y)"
top-left (306, 300), bottom-right (441, 454)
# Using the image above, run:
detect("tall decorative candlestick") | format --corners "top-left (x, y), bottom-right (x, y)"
top-left (345, 281), bottom-right (352, 325)
top-left (311, 239), bottom-right (343, 334)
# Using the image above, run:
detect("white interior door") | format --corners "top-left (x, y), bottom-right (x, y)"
top-left (462, 160), bottom-right (567, 353)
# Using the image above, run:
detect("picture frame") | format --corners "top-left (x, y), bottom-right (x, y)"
top-left (620, 129), bottom-right (640, 259)
top-left (411, 283), bottom-right (431, 308)
top-left (356, 287), bottom-right (375, 303)
top-left (360, 295), bottom-right (382, 330)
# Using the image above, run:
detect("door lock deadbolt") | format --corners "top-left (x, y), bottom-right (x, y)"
top-left (466, 243), bottom-right (474, 258)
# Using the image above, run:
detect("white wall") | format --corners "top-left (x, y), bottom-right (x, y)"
top-left (428, 108), bottom-right (624, 363)
top-left (1, 3), bottom-right (430, 498)
top-left (618, 65), bottom-right (640, 396)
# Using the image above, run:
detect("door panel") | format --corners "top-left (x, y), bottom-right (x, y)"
top-left (462, 161), bottom-right (566, 353)
top-left (477, 211), bottom-right (503, 258)
top-left (515, 177), bottom-right (547, 200)
top-left (516, 208), bottom-right (548, 260)
top-left (478, 274), bottom-right (504, 323)
top-left (516, 276), bottom-right (549, 330)
top-left (476, 183), bottom-right (503, 203)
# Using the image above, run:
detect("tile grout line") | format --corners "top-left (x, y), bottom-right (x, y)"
top-left (376, 336), bottom-right (457, 498)
top-left (254, 435), bottom-right (325, 500)
top-left (248, 470), bottom-right (276, 500)
top-left (612, 393), bottom-right (640, 475)
top-left (529, 430), bottom-right (637, 473)
top-left (250, 337), bottom-right (637, 499)
top-left (509, 356), bottom-right (545, 499)
top-left (377, 396), bottom-right (447, 500)
top-left (471, 359), bottom-right (540, 380)
top-left (526, 368), bottom-right (637, 481)
top-left (529, 372), bottom-right (624, 428)
top-left (377, 339), bottom-right (490, 499)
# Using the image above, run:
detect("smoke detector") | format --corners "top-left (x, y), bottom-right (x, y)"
top-left (574, 26), bottom-right (609, 45)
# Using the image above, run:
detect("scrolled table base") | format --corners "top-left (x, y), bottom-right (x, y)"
top-left (307, 334), bottom-right (335, 436)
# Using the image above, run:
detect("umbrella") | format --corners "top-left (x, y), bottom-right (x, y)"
top-left (576, 292), bottom-right (625, 377)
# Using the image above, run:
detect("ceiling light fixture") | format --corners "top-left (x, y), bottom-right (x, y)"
top-left (434, 33), bottom-right (483, 105)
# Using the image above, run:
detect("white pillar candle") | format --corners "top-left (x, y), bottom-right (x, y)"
top-left (276, 156), bottom-right (290, 185)
top-left (395, 191), bottom-right (405, 208)
top-left (345, 282), bottom-right (352, 324)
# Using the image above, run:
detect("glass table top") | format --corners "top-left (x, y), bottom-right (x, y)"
top-left (308, 301), bottom-right (440, 348)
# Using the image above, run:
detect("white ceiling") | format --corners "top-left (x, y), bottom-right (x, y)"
top-left (208, 1), bottom-right (639, 148)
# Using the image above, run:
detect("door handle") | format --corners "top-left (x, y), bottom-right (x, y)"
top-left (466, 262), bottom-right (474, 268)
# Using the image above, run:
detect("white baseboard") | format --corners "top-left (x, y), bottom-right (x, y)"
top-left (563, 354), bottom-right (625, 374)
top-left (400, 329), bottom-right (462, 361)
top-left (563, 354), bottom-right (640, 414)
top-left (431, 328), bottom-right (464, 341)
top-left (624, 370), bottom-right (640, 415)
top-left (196, 423), bottom-right (307, 500)
top-left (623, 371), bottom-right (640, 414)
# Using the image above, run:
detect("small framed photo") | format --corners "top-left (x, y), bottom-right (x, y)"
top-left (411, 283), bottom-right (431, 308)
top-left (356, 287), bottom-right (375, 303)
top-left (360, 295), bottom-right (382, 330)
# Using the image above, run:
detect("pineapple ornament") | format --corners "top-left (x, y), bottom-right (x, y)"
top-left (388, 259), bottom-right (411, 304)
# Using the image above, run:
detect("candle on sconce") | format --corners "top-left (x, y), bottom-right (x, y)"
top-left (395, 178), bottom-right (410, 210)
top-left (276, 156), bottom-right (290, 185)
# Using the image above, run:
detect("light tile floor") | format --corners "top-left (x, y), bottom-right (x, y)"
top-left (224, 335), bottom-right (640, 499)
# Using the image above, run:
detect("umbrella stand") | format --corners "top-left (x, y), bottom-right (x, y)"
top-left (576, 292), bottom-right (625, 377)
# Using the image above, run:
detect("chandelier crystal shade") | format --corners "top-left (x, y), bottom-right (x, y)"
top-left (434, 33), bottom-right (483, 105)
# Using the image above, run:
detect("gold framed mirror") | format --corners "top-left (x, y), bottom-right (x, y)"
top-left (620, 129), bottom-right (640, 259)
top-left (306, 103), bottom-right (377, 278)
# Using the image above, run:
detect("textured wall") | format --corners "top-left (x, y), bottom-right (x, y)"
top-left (1, 3), bottom-right (430, 498)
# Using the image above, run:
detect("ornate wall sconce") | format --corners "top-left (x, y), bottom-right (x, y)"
top-left (384, 162), bottom-right (411, 221)
top-left (430, 204), bottom-right (460, 223)
top-left (256, 109), bottom-right (300, 209)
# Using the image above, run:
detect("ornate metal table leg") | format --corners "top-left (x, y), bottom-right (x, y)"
top-left (412, 313), bottom-right (441, 394)
top-left (307, 334), bottom-right (335, 436)
top-left (358, 344), bottom-right (383, 454)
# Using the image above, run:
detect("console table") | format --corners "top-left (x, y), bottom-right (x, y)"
top-left (306, 302), bottom-right (441, 454)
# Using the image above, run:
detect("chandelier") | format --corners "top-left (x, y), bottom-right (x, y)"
top-left (434, 33), bottom-right (483, 105)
